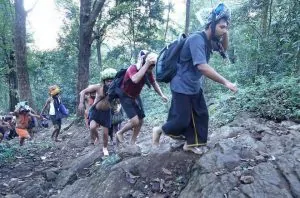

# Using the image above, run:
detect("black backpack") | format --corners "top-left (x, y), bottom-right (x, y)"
top-left (108, 64), bottom-right (153, 102)
top-left (107, 68), bottom-right (127, 102)
top-left (156, 33), bottom-right (187, 83)
top-left (155, 32), bottom-right (210, 83)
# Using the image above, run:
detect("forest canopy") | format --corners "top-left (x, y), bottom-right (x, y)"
top-left (0, 0), bottom-right (299, 124)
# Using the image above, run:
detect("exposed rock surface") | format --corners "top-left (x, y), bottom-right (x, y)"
top-left (0, 113), bottom-right (299, 198)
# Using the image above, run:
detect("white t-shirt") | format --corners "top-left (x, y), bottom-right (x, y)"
top-left (49, 99), bottom-right (56, 115)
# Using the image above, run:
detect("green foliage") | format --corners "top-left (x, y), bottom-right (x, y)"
top-left (210, 76), bottom-right (300, 126)
top-left (27, 49), bottom-right (77, 112)
top-left (0, 0), bottom-right (298, 126)
top-left (0, 141), bottom-right (54, 166)
top-left (0, 143), bottom-right (17, 164)
top-left (142, 83), bottom-right (171, 125)
top-left (0, 0), bottom-right (14, 111)
top-left (105, 0), bottom-right (165, 57)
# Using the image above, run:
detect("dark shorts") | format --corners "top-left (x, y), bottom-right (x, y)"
top-left (119, 91), bottom-right (145, 119)
top-left (89, 107), bottom-right (111, 128)
top-left (50, 115), bottom-right (62, 130)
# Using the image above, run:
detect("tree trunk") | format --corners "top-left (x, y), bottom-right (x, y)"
top-left (1, 37), bottom-right (19, 111)
top-left (76, 0), bottom-right (105, 115)
top-left (261, 0), bottom-right (269, 37)
top-left (164, 1), bottom-right (172, 43)
top-left (8, 51), bottom-right (18, 111)
top-left (95, 27), bottom-right (102, 71)
top-left (184, 0), bottom-right (191, 35)
top-left (14, 0), bottom-right (34, 107)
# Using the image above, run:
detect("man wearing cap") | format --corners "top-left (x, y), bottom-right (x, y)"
top-left (116, 51), bottom-right (168, 145)
top-left (152, 3), bottom-right (238, 154)
top-left (78, 68), bottom-right (117, 156)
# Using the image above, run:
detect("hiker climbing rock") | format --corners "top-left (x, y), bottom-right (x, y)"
top-left (41, 85), bottom-right (66, 142)
top-left (115, 50), bottom-right (168, 145)
top-left (11, 101), bottom-right (42, 146)
top-left (152, 3), bottom-right (237, 154)
top-left (78, 68), bottom-right (117, 156)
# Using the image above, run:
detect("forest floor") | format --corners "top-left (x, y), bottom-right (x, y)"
top-left (0, 113), bottom-right (299, 198)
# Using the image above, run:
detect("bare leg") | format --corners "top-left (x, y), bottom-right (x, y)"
top-left (51, 129), bottom-right (58, 139)
top-left (89, 120), bottom-right (99, 144)
top-left (84, 109), bottom-right (89, 128)
top-left (116, 116), bottom-right (139, 142)
top-left (102, 127), bottom-right (109, 156)
top-left (102, 127), bottom-right (109, 148)
top-left (131, 118), bottom-right (143, 144)
top-left (54, 129), bottom-right (61, 142)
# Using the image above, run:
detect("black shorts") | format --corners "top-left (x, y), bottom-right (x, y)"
top-left (89, 107), bottom-right (111, 128)
top-left (119, 91), bottom-right (145, 119)
top-left (50, 115), bottom-right (62, 130)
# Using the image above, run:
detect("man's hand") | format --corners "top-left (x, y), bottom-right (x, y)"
top-left (145, 53), bottom-right (157, 67)
top-left (161, 95), bottom-right (168, 102)
top-left (225, 81), bottom-right (238, 93)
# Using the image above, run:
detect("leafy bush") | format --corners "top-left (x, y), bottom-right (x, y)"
top-left (142, 83), bottom-right (171, 125)
top-left (210, 76), bottom-right (300, 126)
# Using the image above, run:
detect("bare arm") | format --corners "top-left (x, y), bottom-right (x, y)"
top-left (40, 98), bottom-right (51, 115)
top-left (152, 82), bottom-right (168, 102)
top-left (131, 63), bottom-right (152, 84)
top-left (78, 84), bottom-right (100, 113)
top-left (29, 112), bottom-right (41, 119)
top-left (79, 84), bottom-right (100, 105)
top-left (131, 55), bottom-right (157, 83)
top-left (197, 63), bottom-right (237, 92)
top-left (30, 108), bottom-right (37, 115)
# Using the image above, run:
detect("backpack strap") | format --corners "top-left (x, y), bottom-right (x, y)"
top-left (90, 85), bottom-right (107, 109)
top-left (52, 96), bottom-right (61, 109)
top-left (199, 31), bottom-right (212, 62)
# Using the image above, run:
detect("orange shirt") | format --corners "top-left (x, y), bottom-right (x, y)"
top-left (16, 113), bottom-right (29, 129)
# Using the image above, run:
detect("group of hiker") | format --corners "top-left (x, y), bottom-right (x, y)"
top-left (76, 3), bottom-right (237, 156)
top-left (0, 85), bottom-right (66, 146)
top-left (1, 3), bottom-right (237, 156)
top-left (0, 101), bottom-right (43, 146)
top-left (78, 51), bottom-right (168, 156)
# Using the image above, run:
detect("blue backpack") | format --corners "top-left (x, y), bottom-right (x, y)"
top-left (53, 96), bottom-right (69, 119)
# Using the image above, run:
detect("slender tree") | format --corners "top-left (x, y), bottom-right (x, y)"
top-left (185, 0), bottom-right (191, 35)
top-left (76, 0), bottom-right (106, 111)
top-left (14, 0), bottom-right (34, 106)
top-left (164, 1), bottom-right (172, 43)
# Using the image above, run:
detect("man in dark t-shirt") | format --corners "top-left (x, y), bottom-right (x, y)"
top-left (152, 3), bottom-right (238, 154)
top-left (116, 50), bottom-right (168, 145)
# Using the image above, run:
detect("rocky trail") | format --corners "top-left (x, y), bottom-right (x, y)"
top-left (0, 113), bottom-right (299, 198)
